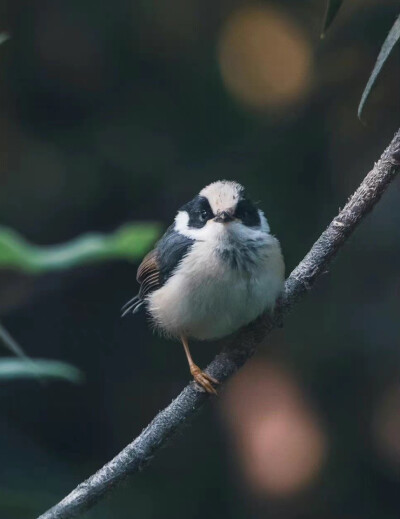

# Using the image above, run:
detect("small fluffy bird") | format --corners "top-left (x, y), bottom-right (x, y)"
top-left (122, 181), bottom-right (284, 394)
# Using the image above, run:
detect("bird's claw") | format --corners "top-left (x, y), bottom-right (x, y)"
top-left (190, 365), bottom-right (219, 395)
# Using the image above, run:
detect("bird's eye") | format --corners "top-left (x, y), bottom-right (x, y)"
top-left (199, 210), bottom-right (209, 221)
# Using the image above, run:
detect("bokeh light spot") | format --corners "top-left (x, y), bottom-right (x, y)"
top-left (217, 4), bottom-right (313, 110)
top-left (222, 360), bottom-right (327, 498)
top-left (372, 384), bottom-right (400, 466)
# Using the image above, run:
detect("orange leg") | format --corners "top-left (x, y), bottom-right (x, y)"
top-left (181, 336), bottom-right (219, 395)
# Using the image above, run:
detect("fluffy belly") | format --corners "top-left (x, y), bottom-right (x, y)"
top-left (147, 241), bottom-right (284, 340)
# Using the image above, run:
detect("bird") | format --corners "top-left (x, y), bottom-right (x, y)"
top-left (122, 180), bottom-right (285, 394)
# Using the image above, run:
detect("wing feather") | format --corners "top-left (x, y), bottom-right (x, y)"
top-left (122, 225), bottom-right (194, 317)
top-left (137, 250), bottom-right (161, 298)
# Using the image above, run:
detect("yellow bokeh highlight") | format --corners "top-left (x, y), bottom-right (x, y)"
top-left (218, 4), bottom-right (313, 110)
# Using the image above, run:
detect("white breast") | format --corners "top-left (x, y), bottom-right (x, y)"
top-left (147, 223), bottom-right (284, 341)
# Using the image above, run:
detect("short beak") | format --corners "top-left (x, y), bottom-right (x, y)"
top-left (214, 211), bottom-right (234, 223)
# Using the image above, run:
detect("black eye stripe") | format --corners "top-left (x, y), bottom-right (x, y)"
top-left (180, 196), bottom-right (214, 229)
top-left (234, 199), bottom-right (260, 227)
top-left (180, 194), bottom-right (260, 229)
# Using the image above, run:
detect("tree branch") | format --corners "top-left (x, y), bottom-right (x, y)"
top-left (37, 130), bottom-right (400, 519)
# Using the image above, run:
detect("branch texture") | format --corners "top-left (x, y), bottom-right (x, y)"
top-left (37, 130), bottom-right (400, 519)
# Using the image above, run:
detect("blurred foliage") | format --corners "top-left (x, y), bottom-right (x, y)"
top-left (0, 223), bottom-right (160, 274)
top-left (322, 1), bottom-right (400, 118)
top-left (0, 221), bottom-right (159, 380)
top-left (0, 358), bottom-right (83, 383)
top-left (0, 32), bottom-right (9, 45)
top-left (321, 0), bottom-right (344, 37)
top-left (359, 14), bottom-right (400, 119)
top-left (0, 1), bottom-right (400, 518)
top-left (0, 324), bottom-right (82, 384)
top-left (0, 321), bottom-right (29, 359)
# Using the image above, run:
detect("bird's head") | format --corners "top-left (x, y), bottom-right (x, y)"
top-left (174, 180), bottom-right (270, 240)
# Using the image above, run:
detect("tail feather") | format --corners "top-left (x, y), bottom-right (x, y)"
top-left (121, 295), bottom-right (139, 311)
top-left (121, 295), bottom-right (144, 317)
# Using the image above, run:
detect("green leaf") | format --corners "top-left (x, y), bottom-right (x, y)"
top-left (0, 222), bottom-right (160, 274)
top-left (358, 15), bottom-right (400, 120)
top-left (0, 358), bottom-right (83, 383)
top-left (321, 0), bottom-right (344, 38)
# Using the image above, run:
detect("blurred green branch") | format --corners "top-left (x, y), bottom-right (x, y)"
top-left (0, 358), bottom-right (83, 383)
top-left (0, 223), bottom-right (160, 274)
top-left (0, 223), bottom-right (159, 380)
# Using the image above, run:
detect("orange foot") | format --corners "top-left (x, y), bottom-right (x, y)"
top-left (190, 364), bottom-right (219, 395)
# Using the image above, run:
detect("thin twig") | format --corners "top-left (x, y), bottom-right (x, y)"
top-left (37, 130), bottom-right (400, 519)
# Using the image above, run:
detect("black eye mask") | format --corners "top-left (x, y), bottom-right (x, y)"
top-left (180, 196), bottom-right (214, 229)
top-left (234, 199), bottom-right (261, 227)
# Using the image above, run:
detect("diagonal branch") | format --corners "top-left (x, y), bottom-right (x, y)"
top-left (37, 130), bottom-right (400, 519)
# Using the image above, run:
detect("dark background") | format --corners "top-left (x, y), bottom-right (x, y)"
top-left (1, 0), bottom-right (400, 517)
